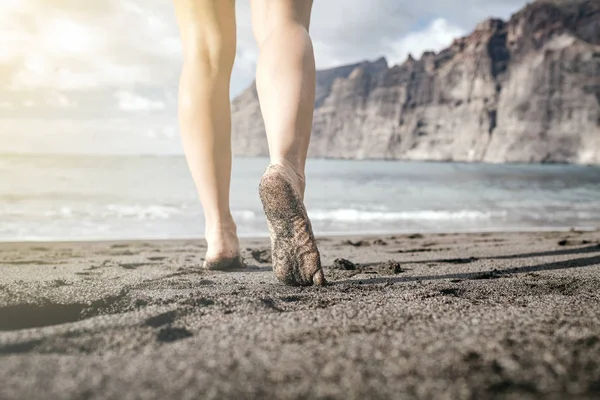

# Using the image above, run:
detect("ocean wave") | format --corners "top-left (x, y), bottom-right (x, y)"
top-left (43, 207), bottom-right (74, 217)
top-left (232, 210), bottom-right (257, 220)
top-left (226, 208), bottom-right (509, 222)
top-left (103, 204), bottom-right (183, 219)
top-left (307, 209), bottom-right (508, 222)
top-left (4, 203), bottom-right (599, 225)
top-left (0, 205), bottom-right (510, 222)
top-left (36, 204), bottom-right (184, 220)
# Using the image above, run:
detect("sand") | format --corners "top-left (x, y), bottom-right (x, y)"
top-left (1, 229), bottom-right (600, 400)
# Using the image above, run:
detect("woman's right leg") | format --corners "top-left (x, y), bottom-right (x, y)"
top-left (250, 0), bottom-right (315, 198)
top-left (250, 0), bottom-right (325, 286)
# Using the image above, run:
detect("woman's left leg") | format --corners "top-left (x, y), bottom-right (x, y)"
top-left (173, 0), bottom-right (241, 269)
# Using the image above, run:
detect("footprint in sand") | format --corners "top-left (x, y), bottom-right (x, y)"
top-left (119, 262), bottom-right (151, 270)
top-left (156, 327), bottom-right (193, 343)
top-left (250, 248), bottom-right (271, 264)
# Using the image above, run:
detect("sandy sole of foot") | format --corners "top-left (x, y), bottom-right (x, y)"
top-left (1, 229), bottom-right (599, 400)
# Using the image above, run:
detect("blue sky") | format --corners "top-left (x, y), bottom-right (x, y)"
top-left (0, 0), bottom-right (530, 154)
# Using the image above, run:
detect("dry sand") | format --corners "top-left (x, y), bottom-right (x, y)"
top-left (1, 229), bottom-right (599, 399)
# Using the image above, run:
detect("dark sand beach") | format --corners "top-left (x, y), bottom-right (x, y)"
top-left (1, 229), bottom-right (600, 399)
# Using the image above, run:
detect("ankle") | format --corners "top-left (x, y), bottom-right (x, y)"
top-left (204, 220), bottom-right (239, 259)
top-left (205, 216), bottom-right (237, 237)
top-left (270, 159), bottom-right (306, 192)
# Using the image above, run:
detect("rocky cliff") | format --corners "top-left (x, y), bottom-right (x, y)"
top-left (231, 0), bottom-right (600, 164)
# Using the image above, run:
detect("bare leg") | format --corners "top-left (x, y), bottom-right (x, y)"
top-left (173, 0), bottom-right (242, 270)
top-left (251, 0), bottom-right (325, 286)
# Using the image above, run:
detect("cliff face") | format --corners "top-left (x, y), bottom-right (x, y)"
top-left (231, 0), bottom-right (600, 164)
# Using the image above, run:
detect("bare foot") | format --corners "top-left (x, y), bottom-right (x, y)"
top-left (203, 224), bottom-right (244, 270)
top-left (259, 163), bottom-right (326, 286)
top-left (203, 255), bottom-right (244, 270)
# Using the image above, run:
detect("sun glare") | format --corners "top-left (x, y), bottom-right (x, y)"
top-left (0, 0), bottom-right (24, 63)
top-left (0, 0), bottom-right (21, 13)
top-left (0, 47), bottom-right (11, 63)
top-left (45, 19), bottom-right (92, 54)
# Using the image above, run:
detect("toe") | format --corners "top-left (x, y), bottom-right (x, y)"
top-left (312, 268), bottom-right (327, 286)
top-left (203, 256), bottom-right (244, 271)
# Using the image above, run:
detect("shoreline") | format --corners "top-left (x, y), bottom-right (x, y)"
top-left (3, 152), bottom-right (600, 168)
top-left (1, 229), bottom-right (599, 399)
top-left (1, 225), bottom-right (598, 244)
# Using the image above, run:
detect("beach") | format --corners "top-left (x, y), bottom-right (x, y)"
top-left (1, 229), bottom-right (599, 399)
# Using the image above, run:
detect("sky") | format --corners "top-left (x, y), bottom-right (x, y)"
top-left (0, 0), bottom-right (530, 154)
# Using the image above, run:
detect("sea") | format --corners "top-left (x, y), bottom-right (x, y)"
top-left (1, 154), bottom-right (599, 241)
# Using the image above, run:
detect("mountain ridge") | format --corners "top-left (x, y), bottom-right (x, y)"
top-left (231, 0), bottom-right (600, 164)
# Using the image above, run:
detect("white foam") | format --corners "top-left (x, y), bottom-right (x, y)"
top-left (43, 207), bottom-right (73, 217)
top-left (307, 209), bottom-right (508, 222)
top-left (104, 204), bottom-right (182, 220)
top-left (218, 208), bottom-right (509, 222)
top-left (232, 210), bottom-right (257, 220)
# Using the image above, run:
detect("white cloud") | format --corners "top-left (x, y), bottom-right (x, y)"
top-left (50, 93), bottom-right (72, 108)
top-left (0, 0), bottom-right (181, 92)
top-left (387, 18), bottom-right (467, 65)
top-left (44, 18), bottom-right (95, 54)
top-left (1, 0), bottom-right (537, 155)
top-left (116, 91), bottom-right (165, 112)
top-left (0, 0), bottom-right (531, 112)
top-left (0, 118), bottom-right (183, 155)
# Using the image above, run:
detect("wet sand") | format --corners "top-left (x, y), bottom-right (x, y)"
top-left (1, 229), bottom-right (599, 399)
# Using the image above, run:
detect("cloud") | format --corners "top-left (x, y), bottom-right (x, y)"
top-left (0, 0), bottom-right (180, 93)
top-left (48, 93), bottom-right (72, 108)
top-left (307, 0), bottom-right (528, 68)
top-left (387, 18), bottom-right (467, 65)
top-left (0, 0), bottom-right (531, 121)
top-left (116, 91), bottom-right (165, 112)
